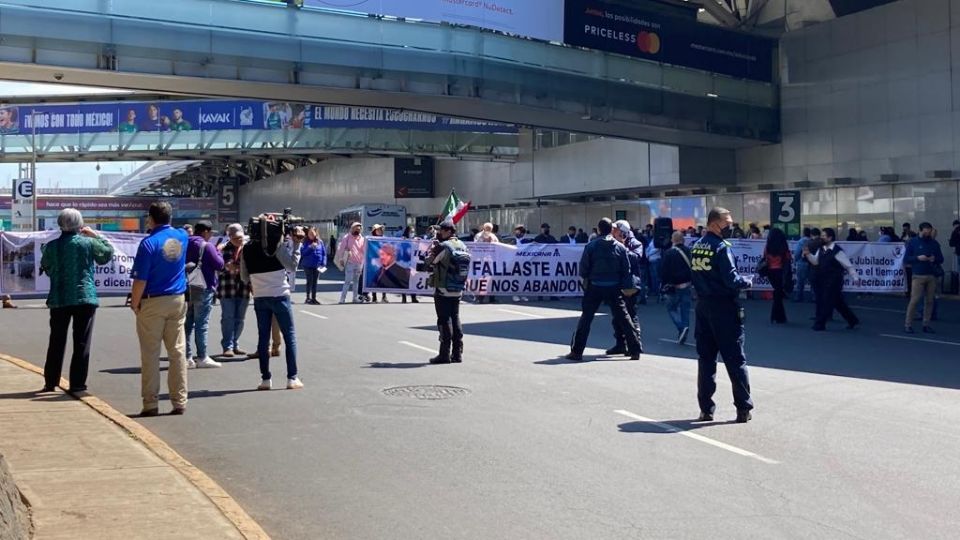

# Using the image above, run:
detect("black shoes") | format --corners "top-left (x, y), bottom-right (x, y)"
top-left (564, 352), bottom-right (584, 362)
top-left (605, 345), bottom-right (627, 355)
top-left (171, 407), bottom-right (186, 416)
top-left (922, 326), bottom-right (935, 334)
top-left (696, 412), bottom-right (714, 422)
top-left (629, 351), bottom-right (641, 360)
top-left (40, 385), bottom-right (56, 393)
top-left (140, 408), bottom-right (159, 417)
top-left (736, 410), bottom-right (752, 423)
top-left (429, 355), bottom-right (451, 365)
top-left (904, 326), bottom-right (915, 334)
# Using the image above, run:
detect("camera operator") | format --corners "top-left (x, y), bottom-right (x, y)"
top-left (240, 215), bottom-right (305, 390)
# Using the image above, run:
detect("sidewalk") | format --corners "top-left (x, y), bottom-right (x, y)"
top-left (0, 355), bottom-right (267, 540)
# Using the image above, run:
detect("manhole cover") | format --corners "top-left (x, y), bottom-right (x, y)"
top-left (382, 385), bottom-right (470, 400)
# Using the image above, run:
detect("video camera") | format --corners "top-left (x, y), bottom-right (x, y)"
top-left (248, 207), bottom-right (305, 254)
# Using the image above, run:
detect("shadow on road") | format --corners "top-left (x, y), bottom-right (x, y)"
top-left (618, 419), bottom-right (738, 434)
top-left (365, 362), bottom-right (429, 369)
top-left (415, 302), bottom-right (960, 390)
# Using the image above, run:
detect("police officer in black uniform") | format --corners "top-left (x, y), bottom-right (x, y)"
top-left (690, 207), bottom-right (754, 423)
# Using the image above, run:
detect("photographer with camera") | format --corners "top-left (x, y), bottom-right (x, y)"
top-left (426, 221), bottom-right (471, 365)
top-left (240, 213), bottom-right (305, 390)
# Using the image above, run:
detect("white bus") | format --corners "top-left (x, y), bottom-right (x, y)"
top-left (336, 204), bottom-right (407, 238)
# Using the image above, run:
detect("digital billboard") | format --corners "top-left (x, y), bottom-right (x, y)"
top-left (563, 0), bottom-right (775, 82)
top-left (302, 0), bottom-right (564, 42)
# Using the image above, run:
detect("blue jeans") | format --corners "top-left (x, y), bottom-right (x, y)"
top-left (185, 288), bottom-right (215, 359)
top-left (648, 261), bottom-right (661, 298)
top-left (220, 296), bottom-right (250, 352)
top-left (254, 296), bottom-right (297, 380)
top-left (666, 287), bottom-right (692, 332)
top-left (794, 263), bottom-right (810, 302)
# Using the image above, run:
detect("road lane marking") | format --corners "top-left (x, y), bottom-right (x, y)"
top-left (614, 409), bottom-right (779, 465)
top-left (850, 305), bottom-right (905, 313)
top-left (399, 341), bottom-right (436, 354)
top-left (879, 334), bottom-right (960, 346)
top-left (497, 309), bottom-right (546, 319)
top-left (299, 310), bottom-right (328, 320)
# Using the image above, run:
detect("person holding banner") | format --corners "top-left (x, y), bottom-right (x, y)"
top-left (804, 228), bottom-right (860, 332)
top-left (39, 208), bottom-right (115, 394)
top-left (690, 208), bottom-right (754, 423)
top-left (566, 218), bottom-right (642, 362)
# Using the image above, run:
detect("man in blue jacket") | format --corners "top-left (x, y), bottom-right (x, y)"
top-left (566, 218), bottom-right (642, 361)
top-left (690, 208), bottom-right (754, 423)
top-left (904, 222), bottom-right (944, 334)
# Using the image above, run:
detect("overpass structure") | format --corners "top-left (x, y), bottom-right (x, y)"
top-left (0, 98), bottom-right (519, 164)
top-left (0, 0), bottom-right (779, 148)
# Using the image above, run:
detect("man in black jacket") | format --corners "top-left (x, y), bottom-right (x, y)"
top-left (660, 232), bottom-right (694, 344)
top-left (534, 223), bottom-right (558, 244)
top-left (566, 219), bottom-right (641, 361)
top-left (691, 208), bottom-right (754, 423)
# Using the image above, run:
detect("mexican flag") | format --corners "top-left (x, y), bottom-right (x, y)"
top-left (440, 190), bottom-right (471, 224)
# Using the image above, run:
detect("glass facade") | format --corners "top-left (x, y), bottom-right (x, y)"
top-left (466, 180), bottom-right (960, 271)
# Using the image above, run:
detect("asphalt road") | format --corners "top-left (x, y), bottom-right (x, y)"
top-left (2, 278), bottom-right (959, 540)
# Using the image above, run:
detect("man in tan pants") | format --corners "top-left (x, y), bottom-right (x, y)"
top-left (129, 202), bottom-right (190, 416)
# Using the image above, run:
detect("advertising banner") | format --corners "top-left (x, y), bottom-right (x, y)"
top-left (302, 0), bottom-right (564, 42)
top-left (0, 101), bottom-right (515, 137)
top-left (563, 0), bottom-right (775, 82)
top-left (0, 231), bottom-right (144, 295)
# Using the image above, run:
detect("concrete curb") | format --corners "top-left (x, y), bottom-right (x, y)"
top-left (0, 352), bottom-right (271, 540)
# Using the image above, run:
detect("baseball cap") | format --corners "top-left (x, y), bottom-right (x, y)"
top-left (613, 219), bottom-right (632, 235)
top-left (350, 222), bottom-right (362, 229)
top-left (227, 223), bottom-right (244, 239)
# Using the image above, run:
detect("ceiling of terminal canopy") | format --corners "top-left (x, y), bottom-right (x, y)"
top-left (644, 0), bottom-right (899, 35)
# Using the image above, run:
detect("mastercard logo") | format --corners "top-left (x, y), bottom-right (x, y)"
top-left (637, 31), bottom-right (661, 54)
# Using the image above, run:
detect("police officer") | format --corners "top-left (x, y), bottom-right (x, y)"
top-left (690, 207), bottom-right (754, 423)
top-left (566, 218), bottom-right (642, 361)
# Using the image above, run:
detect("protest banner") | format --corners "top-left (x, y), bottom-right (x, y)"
top-left (363, 237), bottom-right (586, 297)
top-left (0, 231), bottom-right (144, 296)
top-left (685, 238), bottom-right (908, 293)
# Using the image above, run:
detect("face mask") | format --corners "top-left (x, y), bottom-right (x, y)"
top-left (721, 226), bottom-right (733, 239)
top-left (351, 230), bottom-right (359, 236)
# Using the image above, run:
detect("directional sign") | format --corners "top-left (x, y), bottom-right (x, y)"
top-left (16, 179), bottom-right (33, 199)
top-left (770, 190), bottom-right (801, 238)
